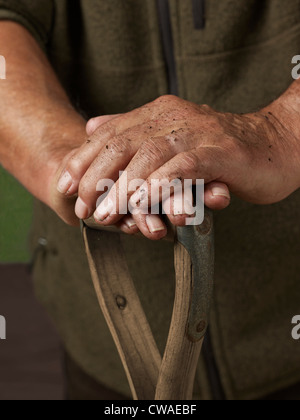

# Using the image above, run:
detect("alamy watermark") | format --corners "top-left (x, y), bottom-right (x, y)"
top-left (96, 172), bottom-right (205, 226)
top-left (0, 55), bottom-right (6, 80)
top-left (292, 56), bottom-right (300, 80)
top-left (292, 316), bottom-right (300, 340)
top-left (0, 315), bottom-right (6, 340)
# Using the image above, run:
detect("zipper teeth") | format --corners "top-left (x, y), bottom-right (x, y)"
top-left (192, 0), bottom-right (206, 30)
top-left (156, 0), bottom-right (179, 96)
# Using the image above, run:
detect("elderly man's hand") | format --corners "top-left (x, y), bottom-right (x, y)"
top-left (56, 93), bottom-right (300, 240)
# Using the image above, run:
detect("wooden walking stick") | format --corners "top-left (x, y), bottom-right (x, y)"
top-left (82, 209), bottom-right (214, 400)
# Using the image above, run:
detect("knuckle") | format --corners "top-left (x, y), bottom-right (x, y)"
top-left (221, 135), bottom-right (244, 159)
top-left (139, 138), bottom-right (165, 163)
top-left (208, 116), bottom-right (222, 131)
top-left (199, 114), bottom-right (222, 133)
top-left (90, 123), bottom-right (116, 142)
top-left (179, 151), bottom-right (199, 173)
top-left (68, 155), bottom-right (85, 176)
top-left (107, 137), bottom-right (130, 157)
top-left (164, 133), bottom-right (180, 151)
top-left (86, 118), bottom-right (99, 135)
top-left (200, 104), bottom-right (214, 113)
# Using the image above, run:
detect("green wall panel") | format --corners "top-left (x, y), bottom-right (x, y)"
top-left (0, 166), bottom-right (32, 263)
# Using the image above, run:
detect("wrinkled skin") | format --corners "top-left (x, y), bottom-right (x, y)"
top-left (56, 94), bottom-right (300, 240)
top-left (1, 23), bottom-right (299, 240)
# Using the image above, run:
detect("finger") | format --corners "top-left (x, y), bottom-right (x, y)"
top-left (56, 148), bottom-right (81, 194)
top-left (130, 212), bottom-right (167, 241)
top-left (86, 114), bottom-right (121, 136)
top-left (116, 215), bottom-right (140, 235)
top-left (204, 182), bottom-right (231, 210)
top-left (60, 107), bottom-right (161, 200)
top-left (51, 163), bottom-right (80, 227)
top-left (93, 134), bottom-right (187, 225)
top-left (51, 191), bottom-right (79, 227)
top-left (65, 106), bottom-right (163, 196)
top-left (162, 181), bottom-right (230, 227)
top-left (162, 188), bottom-right (196, 227)
top-left (57, 119), bottom-right (118, 196)
top-left (75, 133), bottom-right (135, 220)
top-left (129, 148), bottom-right (224, 212)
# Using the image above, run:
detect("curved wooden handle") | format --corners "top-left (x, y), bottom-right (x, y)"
top-left (83, 227), bottom-right (161, 400)
top-left (155, 210), bottom-right (214, 400)
top-left (82, 209), bottom-right (214, 400)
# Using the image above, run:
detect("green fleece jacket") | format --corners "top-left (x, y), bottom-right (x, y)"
top-left (0, 0), bottom-right (299, 400)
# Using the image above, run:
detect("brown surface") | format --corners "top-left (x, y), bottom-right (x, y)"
top-left (83, 217), bottom-right (214, 401)
top-left (83, 227), bottom-right (161, 400)
top-left (1, 265), bottom-right (299, 401)
top-left (155, 240), bottom-right (203, 400)
top-left (0, 264), bottom-right (64, 400)
top-left (264, 382), bottom-right (300, 401)
top-left (65, 353), bottom-right (128, 401)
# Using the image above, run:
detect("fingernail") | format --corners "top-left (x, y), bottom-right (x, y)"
top-left (212, 187), bottom-right (230, 200)
top-left (146, 215), bottom-right (166, 234)
top-left (125, 219), bottom-right (137, 229)
top-left (94, 200), bottom-right (114, 221)
top-left (57, 171), bottom-right (73, 194)
top-left (75, 198), bottom-right (89, 220)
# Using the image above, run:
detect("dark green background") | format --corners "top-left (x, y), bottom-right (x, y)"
top-left (0, 166), bottom-right (32, 263)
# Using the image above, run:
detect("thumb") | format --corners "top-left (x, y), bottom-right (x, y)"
top-left (204, 182), bottom-right (231, 211)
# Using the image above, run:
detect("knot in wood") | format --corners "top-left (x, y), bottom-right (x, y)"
top-left (116, 295), bottom-right (127, 310)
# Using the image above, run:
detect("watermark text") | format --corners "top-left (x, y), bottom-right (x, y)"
top-left (292, 316), bottom-right (300, 340)
top-left (292, 55), bottom-right (300, 80)
top-left (96, 172), bottom-right (204, 226)
top-left (0, 55), bottom-right (6, 80)
top-left (0, 315), bottom-right (6, 340)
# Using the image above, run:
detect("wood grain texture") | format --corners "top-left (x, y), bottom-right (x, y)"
top-left (83, 227), bottom-right (161, 400)
top-left (155, 241), bottom-right (204, 400)
top-left (83, 211), bottom-right (214, 400)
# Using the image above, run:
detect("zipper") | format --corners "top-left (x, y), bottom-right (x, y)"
top-left (156, 0), bottom-right (206, 96)
top-left (156, 0), bottom-right (179, 95)
top-left (192, 0), bottom-right (206, 30)
top-left (156, 0), bottom-right (225, 401)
